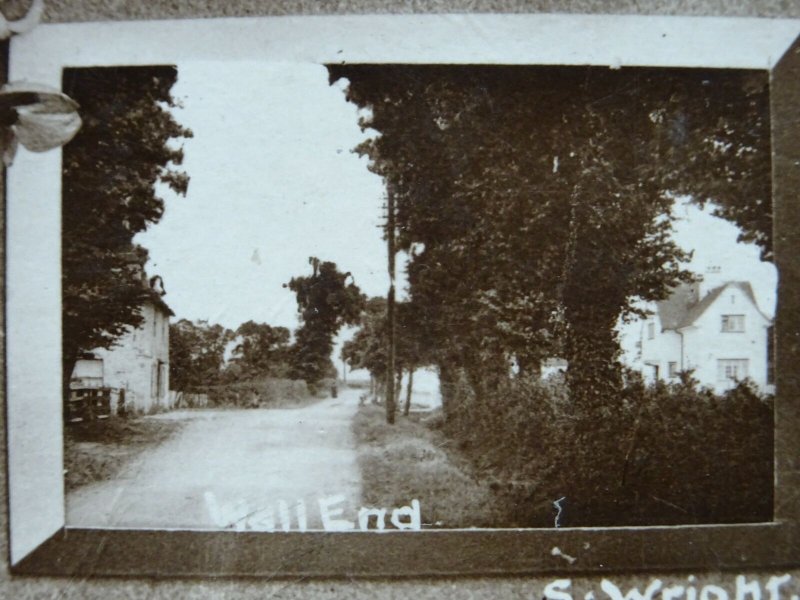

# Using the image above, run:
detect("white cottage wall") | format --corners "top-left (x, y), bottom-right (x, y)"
top-left (89, 301), bottom-right (171, 413)
top-left (638, 316), bottom-right (683, 383)
top-left (681, 285), bottom-right (769, 393)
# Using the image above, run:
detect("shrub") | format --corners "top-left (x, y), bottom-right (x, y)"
top-left (199, 377), bottom-right (310, 408)
top-left (616, 378), bottom-right (773, 525)
top-left (308, 377), bottom-right (336, 398)
top-left (442, 369), bottom-right (773, 527)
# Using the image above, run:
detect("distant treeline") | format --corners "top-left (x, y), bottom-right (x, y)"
top-left (169, 319), bottom-right (292, 391)
top-left (170, 257), bottom-right (364, 391)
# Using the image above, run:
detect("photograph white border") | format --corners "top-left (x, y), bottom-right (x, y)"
top-left (6, 13), bottom-right (800, 566)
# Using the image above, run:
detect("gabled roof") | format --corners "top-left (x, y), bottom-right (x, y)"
top-left (656, 282), bottom-right (699, 329)
top-left (656, 281), bottom-right (769, 331)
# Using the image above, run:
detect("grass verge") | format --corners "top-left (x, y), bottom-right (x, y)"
top-left (64, 417), bottom-right (183, 492)
top-left (352, 405), bottom-right (499, 528)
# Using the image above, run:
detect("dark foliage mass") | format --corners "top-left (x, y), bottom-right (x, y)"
top-left (330, 64), bottom-right (773, 525)
top-left (442, 374), bottom-right (773, 527)
top-left (331, 65), bottom-right (770, 410)
top-left (62, 66), bottom-right (192, 389)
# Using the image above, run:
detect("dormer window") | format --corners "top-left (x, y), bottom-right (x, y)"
top-left (721, 314), bottom-right (745, 332)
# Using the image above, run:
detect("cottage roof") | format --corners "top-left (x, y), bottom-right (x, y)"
top-left (145, 287), bottom-right (175, 317)
top-left (656, 281), bottom-right (769, 331)
top-left (655, 282), bottom-right (698, 329)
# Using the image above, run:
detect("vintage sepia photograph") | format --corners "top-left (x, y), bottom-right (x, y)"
top-left (59, 61), bottom-right (776, 532)
top-left (3, 8), bottom-right (799, 580)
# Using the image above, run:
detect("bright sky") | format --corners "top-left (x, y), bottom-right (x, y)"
top-left (136, 62), bottom-right (777, 341)
top-left (136, 61), bottom-right (388, 333)
top-left (670, 198), bottom-right (777, 318)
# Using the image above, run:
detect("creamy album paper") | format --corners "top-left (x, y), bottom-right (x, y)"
top-left (5, 13), bottom-right (799, 570)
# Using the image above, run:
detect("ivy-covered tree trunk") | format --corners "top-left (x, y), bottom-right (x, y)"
top-left (563, 312), bottom-right (624, 415)
top-left (437, 362), bottom-right (456, 421)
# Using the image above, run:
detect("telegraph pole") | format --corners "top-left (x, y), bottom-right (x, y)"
top-left (386, 191), bottom-right (396, 424)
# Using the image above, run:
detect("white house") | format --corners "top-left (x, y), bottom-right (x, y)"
top-left (71, 275), bottom-right (173, 414)
top-left (619, 275), bottom-right (773, 394)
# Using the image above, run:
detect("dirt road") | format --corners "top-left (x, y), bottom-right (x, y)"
top-left (66, 390), bottom-right (363, 531)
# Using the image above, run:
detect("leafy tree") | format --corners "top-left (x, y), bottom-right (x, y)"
top-left (62, 66), bottom-right (192, 392)
top-left (643, 71), bottom-right (772, 259)
top-left (342, 298), bottom-right (433, 414)
top-left (170, 319), bottom-right (234, 390)
top-left (330, 65), bottom-right (771, 520)
top-left (286, 257), bottom-right (365, 385)
top-left (394, 301), bottom-right (433, 414)
top-left (329, 65), bottom-right (767, 413)
top-left (341, 297), bottom-right (389, 389)
top-left (229, 320), bottom-right (291, 379)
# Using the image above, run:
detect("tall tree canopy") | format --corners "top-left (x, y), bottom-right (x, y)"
top-left (62, 66), bottom-right (192, 387)
top-left (328, 65), bottom-right (770, 411)
top-left (286, 257), bottom-right (365, 384)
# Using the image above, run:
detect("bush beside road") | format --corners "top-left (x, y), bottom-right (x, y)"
top-left (198, 377), bottom-right (312, 408)
top-left (442, 373), bottom-right (774, 527)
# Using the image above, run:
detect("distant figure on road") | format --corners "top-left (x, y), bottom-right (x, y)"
top-left (331, 382), bottom-right (338, 398)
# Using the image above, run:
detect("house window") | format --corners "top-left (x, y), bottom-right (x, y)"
top-left (721, 314), bottom-right (745, 332)
top-left (647, 322), bottom-right (655, 339)
top-left (644, 362), bottom-right (659, 381)
top-left (717, 359), bottom-right (749, 382)
top-left (668, 362), bottom-right (678, 378)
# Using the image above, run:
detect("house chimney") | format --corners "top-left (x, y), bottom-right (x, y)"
top-left (149, 275), bottom-right (166, 296)
top-left (698, 265), bottom-right (722, 297)
top-left (686, 279), bottom-right (700, 304)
